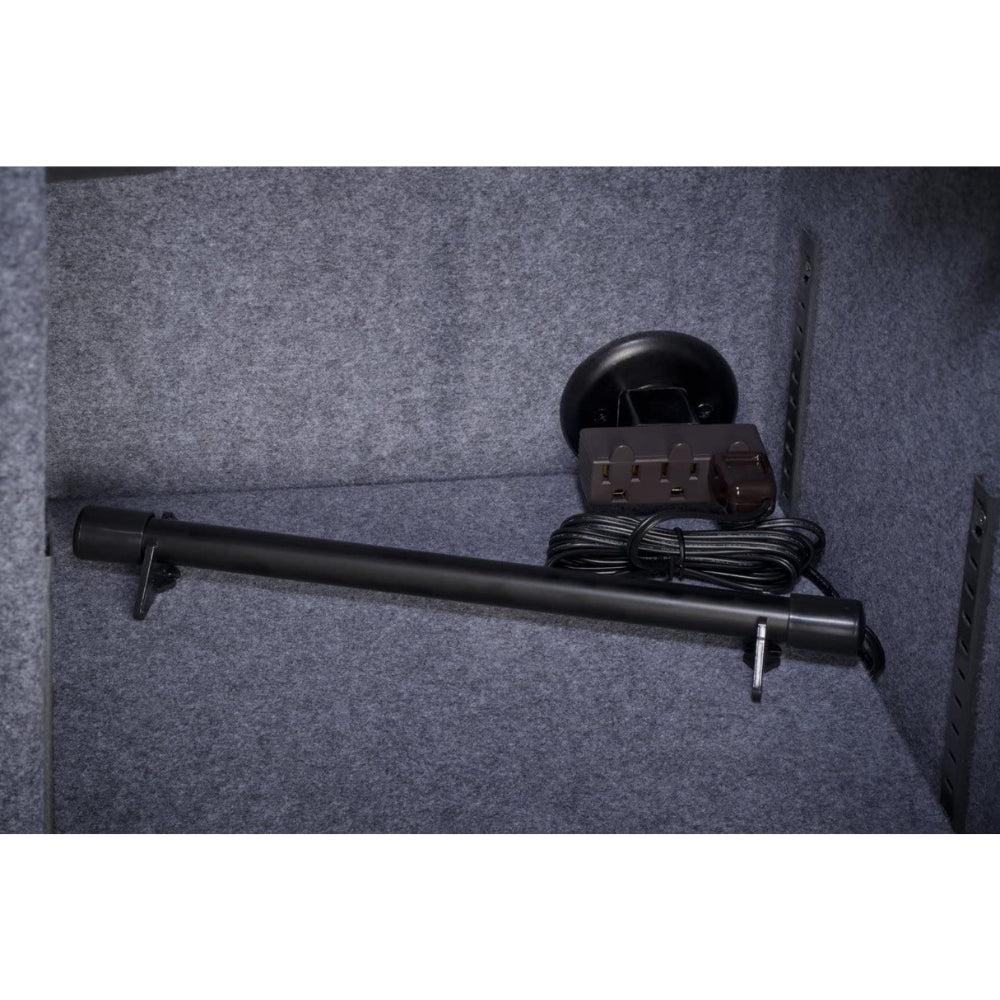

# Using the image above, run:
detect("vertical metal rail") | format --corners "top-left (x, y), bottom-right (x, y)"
top-left (780, 232), bottom-right (819, 515)
top-left (940, 475), bottom-right (998, 831)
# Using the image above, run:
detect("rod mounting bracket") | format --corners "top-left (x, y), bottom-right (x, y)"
top-left (743, 619), bottom-right (781, 702)
top-left (133, 514), bottom-right (180, 620)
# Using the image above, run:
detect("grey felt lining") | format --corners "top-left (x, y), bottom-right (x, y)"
top-left (40, 165), bottom-right (1000, 831)
top-left (45, 167), bottom-right (789, 499)
top-left (782, 168), bottom-right (1000, 826)
top-left (0, 167), bottom-right (48, 832)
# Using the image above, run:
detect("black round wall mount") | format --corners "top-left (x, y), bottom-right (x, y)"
top-left (559, 331), bottom-right (740, 453)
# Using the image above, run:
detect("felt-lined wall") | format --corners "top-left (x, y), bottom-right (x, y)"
top-left (782, 168), bottom-right (1000, 828)
top-left (0, 167), bottom-right (48, 832)
top-left (46, 168), bottom-right (790, 498)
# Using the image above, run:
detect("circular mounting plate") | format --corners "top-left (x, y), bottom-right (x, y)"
top-left (560, 331), bottom-right (739, 453)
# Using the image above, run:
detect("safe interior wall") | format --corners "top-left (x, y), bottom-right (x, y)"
top-left (2, 166), bottom-right (998, 833)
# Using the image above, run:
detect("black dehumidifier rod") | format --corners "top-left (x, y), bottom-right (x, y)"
top-left (72, 506), bottom-right (864, 657)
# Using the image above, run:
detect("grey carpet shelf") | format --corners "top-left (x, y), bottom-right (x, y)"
top-left (47, 477), bottom-right (948, 833)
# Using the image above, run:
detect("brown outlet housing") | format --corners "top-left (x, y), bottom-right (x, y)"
top-left (578, 423), bottom-right (776, 516)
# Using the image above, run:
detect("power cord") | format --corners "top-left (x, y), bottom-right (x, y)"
top-left (546, 508), bottom-right (885, 678)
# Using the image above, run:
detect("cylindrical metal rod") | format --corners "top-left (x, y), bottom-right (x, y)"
top-left (73, 506), bottom-right (864, 657)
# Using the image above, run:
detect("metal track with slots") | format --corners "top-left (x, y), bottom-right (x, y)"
top-left (940, 474), bottom-right (998, 831)
top-left (780, 233), bottom-right (819, 514)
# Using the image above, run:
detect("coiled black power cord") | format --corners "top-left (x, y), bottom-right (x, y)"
top-left (546, 509), bottom-right (884, 678)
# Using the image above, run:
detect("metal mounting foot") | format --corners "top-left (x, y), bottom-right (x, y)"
top-left (743, 618), bottom-right (781, 702)
top-left (132, 516), bottom-right (181, 620)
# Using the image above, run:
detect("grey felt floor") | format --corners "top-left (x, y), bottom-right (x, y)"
top-left (49, 474), bottom-right (949, 833)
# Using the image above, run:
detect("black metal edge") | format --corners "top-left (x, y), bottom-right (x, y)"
top-left (45, 167), bottom-right (172, 183)
top-left (940, 474), bottom-right (999, 831)
top-left (42, 521), bottom-right (54, 834)
top-left (780, 232), bottom-right (819, 515)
